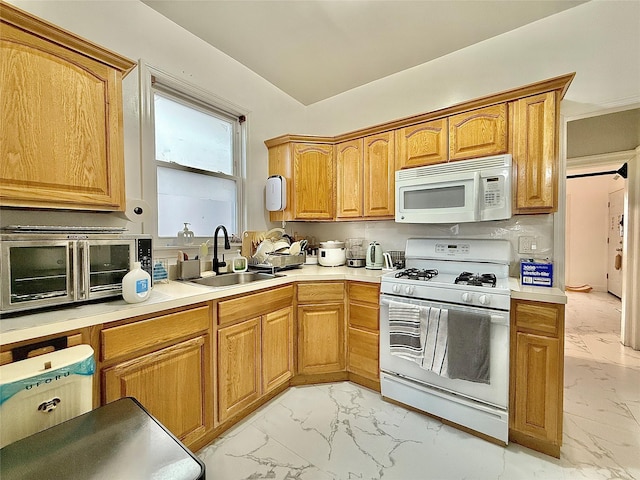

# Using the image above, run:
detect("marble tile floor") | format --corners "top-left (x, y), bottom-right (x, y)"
top-left (198, 291), bottom-right (640, 479)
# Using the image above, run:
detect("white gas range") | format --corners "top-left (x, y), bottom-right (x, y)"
top-left (379, 238), bottom-right (512, 444)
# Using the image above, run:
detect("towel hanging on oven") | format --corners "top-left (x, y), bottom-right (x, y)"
top-left (420, 308), bottom-right (448, 377)
top-left (388, 301), bottom-right (423, 360)
top-left (446, 310), bottom-right (491, 384)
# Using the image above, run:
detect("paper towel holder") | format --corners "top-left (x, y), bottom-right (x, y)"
top-left (266, 175), bottom-right (286, 211)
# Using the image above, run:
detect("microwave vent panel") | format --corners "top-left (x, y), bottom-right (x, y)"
top-left (397, 154), bottom-right (512, 180)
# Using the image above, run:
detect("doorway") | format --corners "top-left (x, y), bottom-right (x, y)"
top-left (607, 188), bottom-right (624, 298)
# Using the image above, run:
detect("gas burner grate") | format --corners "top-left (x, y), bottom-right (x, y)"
top-left (395, 268), bottom-right (439, 281)
top-left (454, 272), bottom-right (497, 287)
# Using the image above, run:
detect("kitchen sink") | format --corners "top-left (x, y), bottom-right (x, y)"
top-left (187, 271), bottom-right (281, 288)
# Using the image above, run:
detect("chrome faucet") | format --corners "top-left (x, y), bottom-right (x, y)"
top-left (213, 225), bottom-right (231, 274)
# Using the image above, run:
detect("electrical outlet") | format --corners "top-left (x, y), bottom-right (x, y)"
top-left (519, 236), bottom-right (537, 254)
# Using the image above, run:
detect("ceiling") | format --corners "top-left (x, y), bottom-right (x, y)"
top-left (142, 0), bottom-right (588, 105)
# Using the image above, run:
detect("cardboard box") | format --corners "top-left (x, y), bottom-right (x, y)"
top-left (520, 260), bottom-right (553, 287)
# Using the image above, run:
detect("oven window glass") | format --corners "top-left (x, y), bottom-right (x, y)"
top-left (9, 246), bottom-right (68, 302)
top-left (89, 245), bottom-right (130, 291)
top-left (404, 185), bottom-right (466, 209)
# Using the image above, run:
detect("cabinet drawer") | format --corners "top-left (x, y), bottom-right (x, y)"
top-left (102, 305), bottom-right (210, 361)
top-left (349, 303), bottom-right (379, 331)
top-left (513, 300), bottom-right (563, 337)
top-left (218, 285), bottom-right (293, 326)
top-left (297, 282), bottom-right (344, 303)
top-left (348, 282), bottom-right (379, 305)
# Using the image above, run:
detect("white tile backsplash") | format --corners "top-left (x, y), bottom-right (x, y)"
top-left (284, 215), bottom-right (554, 277)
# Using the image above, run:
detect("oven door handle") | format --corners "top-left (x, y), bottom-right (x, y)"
top-left (380, 296), bottom-right (510, 326)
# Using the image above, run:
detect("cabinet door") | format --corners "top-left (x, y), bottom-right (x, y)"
top-left (511, 92), bottom-right (557, 213)
top-left (293, 143), bottom-right (334, 219)
top-left (0, 12), bottom-right (132, 211)
top-left (103, 336), bottom-right (210, 445)
top-left (513, 332), bottom-right (561, 445)
top-left (396, 119), bottom-right (448, 169)
top-left (297, 303), bottom-right (345, 375)
top-left (262, 307), bottom-right (294, 393)
top-left (364, 132), bottom-right (395, 217)
top-left (218, 319), bottom-right (261, 423)
top-left (336, 139), bottom-right (363, 218)
top-left (449, 104), bottom-right (507, 161)
top-left (347, 328), bottom-right (379, 381)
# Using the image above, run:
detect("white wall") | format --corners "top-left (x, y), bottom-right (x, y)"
top-left (565, 170), bottom-right (625, 291)
top-left (304, 1), bottom-right (640, 136)
top-left (3, 0), bottom-right (306, 234)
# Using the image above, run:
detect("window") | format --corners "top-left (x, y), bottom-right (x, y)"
top-left (140, 62), bottom-right (245, 244)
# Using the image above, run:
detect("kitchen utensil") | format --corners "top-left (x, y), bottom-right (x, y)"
top-left (272, 239), bottom-right (290, 252)
top-left (382, 252), bottom-right (394, 270)
top-left (347, 258), bottom-right (366, 268)
top-left (253, 239), bottom-right (274, 263)
top-left (289, 241), bottom-right (302, 256)
top-left (318, 240), bottom-right (346, 267)
top-left (345, 238), bottom-right (367, 268)
top-left (366, 241), bottom-right (383, 270)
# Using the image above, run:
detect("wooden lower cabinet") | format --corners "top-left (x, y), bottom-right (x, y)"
top-left (216, 287), bottom-right (294, 424)
top-left (510, 299), bottom-right (564, 457)
top-left (217, 318), bottom-right (261, 423)
top-left (262, 307), bottom-right (295, 393)
top-left (297, 303), bottom-right (345, 374)
top-left (103, 336), bottom-right (209, 444)
top-left (346, 282), bottom-right (380, 389)
top-left (100, 303), bottom-right (213, 449)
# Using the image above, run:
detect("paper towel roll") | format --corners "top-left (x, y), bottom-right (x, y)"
top-left (117, 199), bottom-right (151, 223)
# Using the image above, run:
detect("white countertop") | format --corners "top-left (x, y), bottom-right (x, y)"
top-left (1, 265), bottom-right (566, 346)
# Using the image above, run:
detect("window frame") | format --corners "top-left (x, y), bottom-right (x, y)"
top-left (139, 61), bottom-right (247, 248)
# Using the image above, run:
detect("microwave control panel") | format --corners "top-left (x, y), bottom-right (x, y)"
top-left (482, 176), bottom-right (505, 208)
top-left (136, 238), bottom-right (153, 279)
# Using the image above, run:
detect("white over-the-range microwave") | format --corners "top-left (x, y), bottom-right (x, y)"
top-left (0, 228), bottom-right (152, 315)
top-left (395, 154), bottom-right (512, 224)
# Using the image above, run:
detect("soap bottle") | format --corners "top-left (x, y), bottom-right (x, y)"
top-left (122, 262), bottom-right (152, 303)
top-left (177, 222), bottom-right (194, 246)
top-left (232, 250), bottom-right (248, 273)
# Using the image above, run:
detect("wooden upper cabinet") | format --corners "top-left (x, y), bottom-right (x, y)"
top-left (336, 139), bottom-right (363, 219)
top-left (395, 118), bottom-right (448, 169)
top-left (293, 143), bottom-right (334, 220)
top-left (449, 104), bottom-right (507, 161)
top-left (0, 3), bottom-right (135, 211)
top-left (363, 132), bottom-right (395, 218)
top-left (511, 92), bottom-right (558, 213)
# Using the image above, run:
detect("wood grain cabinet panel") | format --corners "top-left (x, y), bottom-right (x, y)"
top-left (348, 328), bottom-right (379, 380)
top-left (217, 318), bottom-right (261, 423)
top-left (336, 139), bottom-right (364, 218)
top-left (297, 282), bottom-right (344, 303)
top-left (449, 104), bottom-right (507, 161)
top-left (363, 132), bottom-right (395, 218)
top-left (293, 143), bottom-right (334, 219)
top-left (0, 4), bottom-right (135, 211)
top-left (511, 92), bottom-right (558, 213)
top-left (396, 118), bottom-right (448, 169)
top-left (297, 303), bottom-right (345, 375)
top-left (262, 307), bottom-right (294, 393)
top-left (217, 285), bottom-right (293, 326)
top-left (103, 336), bottom-right (209, 445)
top-left (510, 298), bottom-right (564, 458)
top-left (346, 281), bottom-right (380, 385)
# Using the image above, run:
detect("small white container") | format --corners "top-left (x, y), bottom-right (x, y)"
top-left (122, 261), bottom-right (152, 303)
top-left (232, 250), bottom-right (248, 273)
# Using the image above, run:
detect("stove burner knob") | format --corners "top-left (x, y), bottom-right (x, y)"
top-left (405, 285), bottom-right (415, 295)
top-left (392, 284), bottom-right (400, 294)
top-left (478, 294), bottom-right (491, 306)
top-left (461, 292), bottom-right (474, 303)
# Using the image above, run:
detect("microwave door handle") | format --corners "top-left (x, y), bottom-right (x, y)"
top-left (77, 241), bottom-right (88, 300)
top-left (473, 172), bottom-right (481, 221)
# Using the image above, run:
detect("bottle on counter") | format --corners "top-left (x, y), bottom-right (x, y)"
top-left (122, 262), bottom-right (152, 303)
top-left (232, 250), bottom-right (248, 273)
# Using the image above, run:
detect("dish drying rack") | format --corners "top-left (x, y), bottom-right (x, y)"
top-left (248, 252), bottom-right (306, 272)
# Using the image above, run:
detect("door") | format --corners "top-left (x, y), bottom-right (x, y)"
top-left (297, 303), bottom-right (345, 375)
top-left (363, 132), bottom-right (395, 217)
top-left (262, 307), bottom-right (294, 393)
top-left (103, 336), bottom-right (208, 444)
top-left (217, 318), bottom-right (261, 423)
top-left (608, 188), bottom-right (624, 298)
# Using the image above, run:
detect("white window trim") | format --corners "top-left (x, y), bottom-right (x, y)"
top-left (139, 60), bottom-right (248, 250)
